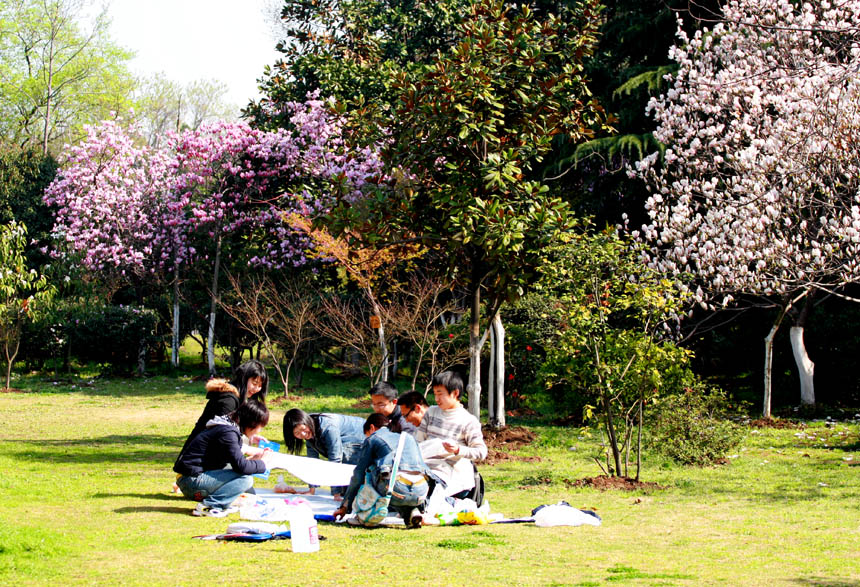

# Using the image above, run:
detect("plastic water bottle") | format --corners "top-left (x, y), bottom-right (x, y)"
top-left (274, 475), bottom-right (291, 493)
top-left (289, 504), bottom-right (319, 553)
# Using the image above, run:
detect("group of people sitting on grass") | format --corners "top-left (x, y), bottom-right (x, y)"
top-left (172, 360), bottom-right (487, 526)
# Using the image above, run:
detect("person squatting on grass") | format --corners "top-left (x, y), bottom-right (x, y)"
top-left (370, 381), bottom-right (416, 434)
top-left (333, 413), bottom-right (438, 528)
top-left (179, 360), bottom-right (269, 454)
top-left (416, 371), bottom-right (487, 498)
top-left (173, 400), bottom-right (273, 517)
top-left (283, 408), bottom-right (365, 499)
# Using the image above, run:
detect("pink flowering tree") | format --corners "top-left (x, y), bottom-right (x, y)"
top-left (46, 95), bottom-right (384, 376)
top-left (633, 0), bottom-right (860, 416)
top-left (44, 119), bottom-right (183, 373)
top-left (44, 120), bottom-right (181, 279)
top-left (170, 95), bottom-right (384, 375)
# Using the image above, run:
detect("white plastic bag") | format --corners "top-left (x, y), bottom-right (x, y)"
top-left (534, 504), bottom-right (601, 527)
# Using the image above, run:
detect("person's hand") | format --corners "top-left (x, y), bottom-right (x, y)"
top-left (250, 434), bottom-right (268, 446)
top-left (442, 441), bottom-right (460, 455)
top-left (333, 506), bottom-right (348, 520)
top-left (250, 447), bottom-right (271, 461)
top-left (243, 445), bottom-right (265, 458)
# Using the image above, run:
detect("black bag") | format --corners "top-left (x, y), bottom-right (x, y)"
top-left (467, 463), bottom-right (484, 507)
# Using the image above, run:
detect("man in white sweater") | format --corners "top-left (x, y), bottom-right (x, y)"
top-left (415, 371), bottom-right (487, 497)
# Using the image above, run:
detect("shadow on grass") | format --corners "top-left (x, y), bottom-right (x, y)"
top-left (12, 366), bottom-right (376, 401)
top-left (93, 492), bottom-right (178, 501)
top-left (114, 506), bottom-right (191, 515)
top-left (792, 578), bottom-right (860, 586)
top-left (5, 434), bottom-right (182, 464)
top-left (690, 482), bottom-right (860, 503)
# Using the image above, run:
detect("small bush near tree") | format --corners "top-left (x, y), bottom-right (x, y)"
top-left (537, 224), bottom-right (692, 479)
top-left (29, 303), bottom-right (160, 375)
top-left (650, 384), bottom-right (748, 466)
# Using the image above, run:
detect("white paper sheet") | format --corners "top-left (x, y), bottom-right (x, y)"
top-left (266, 452), bottom-right (355, 487)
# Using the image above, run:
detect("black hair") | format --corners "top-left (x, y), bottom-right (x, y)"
top-left (363, 412), bottom-right (390, 433)
top-left (397, 390), bottom-right (429, 409)
top-left (233, 400), bottom-right (270, 431)
top-left (369, 381), bottom-right (398, 401)
top-left (431, 370), bottom-right (464, 398)
top-left (283, 408), bottom-right (321, 455)
top-left (232, 360), bottom-right (269, 405)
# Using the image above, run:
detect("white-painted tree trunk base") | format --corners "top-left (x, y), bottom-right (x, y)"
top-left (790, 326), bottom-right (815, 406)
top-left (492, 314), bottom-right (506, 428)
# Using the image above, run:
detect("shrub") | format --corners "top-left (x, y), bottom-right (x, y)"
top-left (21, 302), bottom-right (159, 374)
top-left (650, 384), bottom-right (747, 466)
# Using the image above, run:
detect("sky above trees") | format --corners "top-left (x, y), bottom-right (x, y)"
top-left (107, 0), bottom-right (280, 108)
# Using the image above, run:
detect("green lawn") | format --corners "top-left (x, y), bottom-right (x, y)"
top-left (1, 370), bottom-right (858, 586)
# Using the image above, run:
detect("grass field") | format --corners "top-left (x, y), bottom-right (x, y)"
top-left (1, 366), bottom-right (859, 586)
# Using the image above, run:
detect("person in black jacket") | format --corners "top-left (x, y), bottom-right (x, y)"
top-left (179, 360), bottom-right (269, 454)
top-left (369, 381), bottom-right (416, 434)
top-left (174, 401), bottom-right (272, 517)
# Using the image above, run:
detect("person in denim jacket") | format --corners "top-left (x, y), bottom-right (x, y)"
top-left (283, 408), bottom-right (365, 498)
top-left (333, 413), bottom-right (439, 528)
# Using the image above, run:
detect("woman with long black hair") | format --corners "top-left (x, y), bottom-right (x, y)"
top-left (283, 408), bottom-right (364, 498)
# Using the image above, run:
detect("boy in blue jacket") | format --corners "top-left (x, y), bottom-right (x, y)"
top-left (333, 413), bottom-right (438, 528)
top-left (174, 400), bottom-right (272, 517)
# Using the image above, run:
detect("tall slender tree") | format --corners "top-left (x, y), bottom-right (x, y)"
top-left (0, 0), bottom-right (135, 154)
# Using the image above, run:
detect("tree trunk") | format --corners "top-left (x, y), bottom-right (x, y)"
top-left (593, 336), bottom-right (622, 475)
top-left (284, 355), bottom-right (296, 397)
top-left (366, 289), bottom-right (388, 381)
top-left (763, 303), bottom-right (791, 419)
top-left (790, 293), bottom-right (815, 407)
top-left (490, 313), bottom-right (505, 429)
top-left (635, 396), bottom-right (643, 482)
top-left (135, 286), bottom-right (147, 376)
top-left (4, 337), bottom-right (18, 390)
top-left (790, 326), bottom-right (815, 406)
top-left (488, 320), bottom-right (496, 422)
top-left (171, 274), bottom-right (180, 367)
top-left (763, 322), bottom-right (778, 419)
top-left (42, 28), bottom-right (55, 156)
top-left (467, 285), bottom-right (482, 418)
top-left (207, 233), bottom-right (222, 377)
top-left (137, 339), bottom-right (147, 376)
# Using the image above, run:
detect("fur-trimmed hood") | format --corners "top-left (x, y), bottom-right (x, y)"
top-left (205, 378), bottom-right (239, 396)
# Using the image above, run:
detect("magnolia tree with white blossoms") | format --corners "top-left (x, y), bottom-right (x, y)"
top-left (634, 0), bottom-right (860, 416)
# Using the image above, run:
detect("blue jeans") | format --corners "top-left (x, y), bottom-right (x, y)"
top-left (378, 475), bottom-right (429, 519)
top-left (177, 469), bottom-right (254, 509)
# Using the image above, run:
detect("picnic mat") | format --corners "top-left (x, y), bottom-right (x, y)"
top-left (240, 489), bottom-right (411, 525)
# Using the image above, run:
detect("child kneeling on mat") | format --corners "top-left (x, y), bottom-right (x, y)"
top-left (333, 413), bottom-right (438, 528)
top-left (174, 401), bottom-right (272, 517)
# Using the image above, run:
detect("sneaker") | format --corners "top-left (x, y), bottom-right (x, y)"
top-left (192, 503), bottom-right (239, 517)
top-left (408, 508), bottom-right (423, 529)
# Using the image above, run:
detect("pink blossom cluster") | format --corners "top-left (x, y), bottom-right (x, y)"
top-left (634, 0), bottom-right (860, 307)
top-left (44, 120), bottom-right (179, 277)
top-left (44, 96), bottom-right (385, 276)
